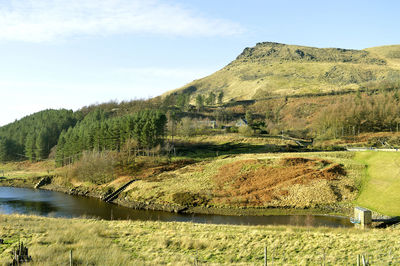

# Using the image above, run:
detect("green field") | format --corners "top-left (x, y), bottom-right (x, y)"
top-left (355, 152), bottom-right (400, 216)
top-left (0, 214), bottom-right (399, 265)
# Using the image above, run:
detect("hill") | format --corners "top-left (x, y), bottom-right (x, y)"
top-left (168, 42), bottom-right (400, 101)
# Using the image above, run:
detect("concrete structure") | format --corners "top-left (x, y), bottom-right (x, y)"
top-left (354, 207), bottom-right (372, 228)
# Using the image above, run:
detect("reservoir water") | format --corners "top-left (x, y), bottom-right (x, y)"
top-left (0, 187), bottom-right (352, 227)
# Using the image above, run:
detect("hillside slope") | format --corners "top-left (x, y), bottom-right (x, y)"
top-left (169, 42), bottom-right (400, 101)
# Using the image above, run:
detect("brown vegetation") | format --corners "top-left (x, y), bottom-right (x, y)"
top-left (213, 157), bottom-right (346, 206)
top-left (66, 151), bottom-right (117, 185)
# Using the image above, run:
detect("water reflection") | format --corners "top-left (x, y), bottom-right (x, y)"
top-left (0, 199), bottom-right (58, 215)
top-left (0, 187), bottom-right (352, 228)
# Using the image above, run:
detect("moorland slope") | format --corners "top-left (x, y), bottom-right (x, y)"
top-left (169, 42), bottom-right (400, 101)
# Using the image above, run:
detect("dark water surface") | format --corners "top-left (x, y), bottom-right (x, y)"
top-left (0, 187), bottom-right (352, 227)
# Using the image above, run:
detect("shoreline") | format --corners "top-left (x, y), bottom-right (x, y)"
top-left (0, 176), bottom-right (353, 218)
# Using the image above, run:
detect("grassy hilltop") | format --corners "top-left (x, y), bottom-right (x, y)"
top-left (169, 42), bottom-right (400, 101)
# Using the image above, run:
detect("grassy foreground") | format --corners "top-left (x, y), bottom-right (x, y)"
top-left (355, 152), bottom-right (400, 216)
top-left (0, 214), bottom-right (399, 265)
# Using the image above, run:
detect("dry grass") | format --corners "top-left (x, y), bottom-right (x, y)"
top-left (167, 43), bottom-right (400, 102)
top-left (0, 151), bottom-right (365, 215)
top-left (174, 133), bottom-right (296, 146)
top-left (0, 214), bottom-right (399, 265)
top-left (0, 215), bottom-right (132, 265)
top-left (314, 132), bottom-right (400, 148)
top-left (212, 157), bottom-right (348, 207)
top-left (124, 152), bottom-right (362, 211)
top-left (0, 160), bottom-right (55, 179)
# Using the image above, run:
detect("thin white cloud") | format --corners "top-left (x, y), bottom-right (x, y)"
top-left (0, 0), bottom-right (244, 42)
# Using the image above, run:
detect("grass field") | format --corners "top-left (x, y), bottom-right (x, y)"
top-left (355, 152), bottom-right (400, 216)
top-left (0, 214), bottom-right (399, 265)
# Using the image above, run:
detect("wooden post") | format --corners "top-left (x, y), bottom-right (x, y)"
top-left (70, 250), bottom-right (73, 266)
top-left (271, 248), bottom-right (274, 266)
top-left (357, 254), bottom-right (360, 266)
top-left (264, 246), bottom-right (267, 266)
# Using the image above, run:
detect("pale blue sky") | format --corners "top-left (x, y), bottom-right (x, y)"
top-left (1, 0), bottom-right (399, 125)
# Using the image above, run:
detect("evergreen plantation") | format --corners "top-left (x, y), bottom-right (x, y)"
top-left (0, 109), bottom-right (79, 162)
top-left (0, 108), bottom-right (167, 165)
top-left (55, 109), bottom-right (167, 166)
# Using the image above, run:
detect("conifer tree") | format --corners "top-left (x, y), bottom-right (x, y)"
top-left (35, 130), bottom-right (47, 161)
top-left (25, 134), bottom-right (36, 162)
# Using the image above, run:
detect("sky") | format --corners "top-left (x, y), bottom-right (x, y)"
top-left (0, 0), bottom-right (399, 126)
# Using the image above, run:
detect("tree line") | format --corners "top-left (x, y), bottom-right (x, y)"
top-left (0, 109), bottom-right (79, 162)
top-left (55, 109), bottom-right (167, 166)
top-left (316, 91), bottom-right (400, 138)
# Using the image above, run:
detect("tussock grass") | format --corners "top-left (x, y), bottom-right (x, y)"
top-left (125, 152), bottom-right (363, 212)
top-left (0, 214), bottom-right (399, 265)
top-left (0, 215), bottom-right (132, 265)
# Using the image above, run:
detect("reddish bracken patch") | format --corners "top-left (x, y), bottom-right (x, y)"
top-left (213, 157), bottom-right (346, 206)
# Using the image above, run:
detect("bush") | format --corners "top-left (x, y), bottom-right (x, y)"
top-left (238, 126), bottom-right (254, 136)
top-left (172, 192), bottom-right (208, 207)
top-left (68, 151), bottom-right (116, 185)
top-left (177, 117), bottom-right (195, 137)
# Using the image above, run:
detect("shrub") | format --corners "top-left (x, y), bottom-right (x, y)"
top-left (171, 192), bottom-right (208, 207)
top-left (238, 126), bottom-right (254, 136)
top-left (68, 151), bottom-right (116, 184)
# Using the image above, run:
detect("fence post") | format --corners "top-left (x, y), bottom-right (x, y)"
top-left (70, 250), bottom-right (73, 266)
top-left (264, 246), bottom-right (267, 266)
top-left (271, 247), bottom-right (274, 266)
